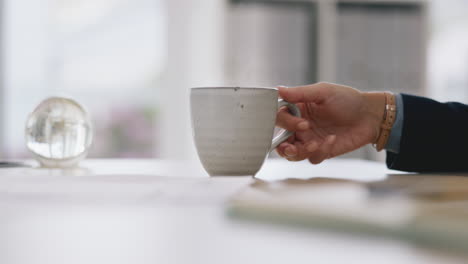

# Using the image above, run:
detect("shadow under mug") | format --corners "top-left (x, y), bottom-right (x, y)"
top-left (190, 87), bottom-right (301, 176)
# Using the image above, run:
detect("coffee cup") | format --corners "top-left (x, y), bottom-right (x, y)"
top-left (190, 87), bottom-right (301, 176)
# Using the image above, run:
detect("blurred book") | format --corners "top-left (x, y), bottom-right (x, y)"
top-left (228, 175), bottom-right (468, 252)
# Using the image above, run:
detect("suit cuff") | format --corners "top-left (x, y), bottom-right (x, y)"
top-left (385, 93), bottom-right (403, 153)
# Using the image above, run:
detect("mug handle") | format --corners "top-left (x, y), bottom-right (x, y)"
top-left (270, 99), bottom-right (301, 152)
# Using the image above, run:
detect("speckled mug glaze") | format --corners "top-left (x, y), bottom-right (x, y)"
top-left (190, 87), bottom-right (300, 176)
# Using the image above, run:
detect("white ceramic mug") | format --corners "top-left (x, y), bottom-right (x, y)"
top-left (190, 87), bottom-right (301, 176)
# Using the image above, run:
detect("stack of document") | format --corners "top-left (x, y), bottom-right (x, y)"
top-left (228, 175), bottom-right (468, 252)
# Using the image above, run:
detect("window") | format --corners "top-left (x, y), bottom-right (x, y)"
top-left (3, 0), bottom-right (166, 158)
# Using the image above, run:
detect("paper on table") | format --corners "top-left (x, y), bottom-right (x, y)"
top-left (228, 175), bottom-right (468, 252)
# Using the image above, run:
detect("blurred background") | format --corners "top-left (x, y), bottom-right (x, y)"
top-left (0, 0), bottom-right (467, 161)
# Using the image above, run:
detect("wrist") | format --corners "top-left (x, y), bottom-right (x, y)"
top-left (362, 92), bottom-right (386, 144)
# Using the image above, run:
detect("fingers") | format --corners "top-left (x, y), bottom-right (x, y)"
top-left (276, 142), bottom-right (295, 159)
top-left (276, 135), bottom-right (337, 164)
top-left (308, 135), bottom-right (336, 164)
top-left (276, 142), bottom-right (310, 162)
top-left (276, 107), bottom-right (309, 131)
top-left (276, 136), bottom-right (294, 158)
top-left (278, 83), bottom-right (330, 104)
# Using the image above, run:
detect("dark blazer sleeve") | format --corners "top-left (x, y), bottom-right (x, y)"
top-left (386, 94), bottom-right (468, 172)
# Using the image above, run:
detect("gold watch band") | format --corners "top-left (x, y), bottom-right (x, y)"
top-left (375, 92), bottom-right (396, 152)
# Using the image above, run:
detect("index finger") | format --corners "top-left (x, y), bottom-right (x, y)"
top-left (278, 83), bottom-right (330, 104)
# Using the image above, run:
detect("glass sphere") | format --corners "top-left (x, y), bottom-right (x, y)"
top-left (25, 97), bottom-right (93, 168)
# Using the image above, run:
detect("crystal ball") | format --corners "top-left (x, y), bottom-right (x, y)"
top-left (25, 97), bottom-right (93, 168)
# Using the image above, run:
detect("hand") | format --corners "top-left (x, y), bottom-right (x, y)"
top-left (275, 82), bottom-right (386, 164)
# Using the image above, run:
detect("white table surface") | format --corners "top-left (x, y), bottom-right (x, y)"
top-left (0, 158), bottom-right (465, 264)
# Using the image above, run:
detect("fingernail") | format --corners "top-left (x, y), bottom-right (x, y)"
top-left (284, 147), bottom-right (296, 157)
top-left (297, 121), bottom-right (309, 130)
top-left (306, 141), bottom-right (318, 152)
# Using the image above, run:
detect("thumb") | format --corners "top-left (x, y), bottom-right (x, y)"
top-left (278, 83), bottom-right (328, 104)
